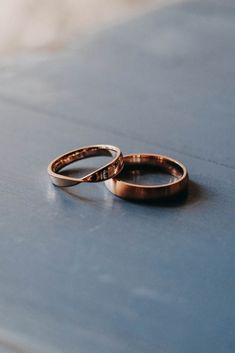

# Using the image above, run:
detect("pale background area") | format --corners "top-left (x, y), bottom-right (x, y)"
top-left (0, 0), bottom-right (180, 54)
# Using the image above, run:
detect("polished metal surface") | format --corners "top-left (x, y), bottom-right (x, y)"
top-left (105, 154), bottom-right (188, 200)
top-left (48, 144), bottom-right (123, 186)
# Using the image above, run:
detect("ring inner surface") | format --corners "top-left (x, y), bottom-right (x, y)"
top-left (52, 147), bottom-right (116, 174)
top-left (116, 155), bottom-right (183, 186)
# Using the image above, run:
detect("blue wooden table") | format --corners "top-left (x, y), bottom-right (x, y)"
top-left (0, 1), bottom-right (234, 352)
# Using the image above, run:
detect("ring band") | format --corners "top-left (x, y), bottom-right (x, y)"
top-left (48, 144), bottom-right (124, 187)
top-left (104, 154), bottom-right (188, 201)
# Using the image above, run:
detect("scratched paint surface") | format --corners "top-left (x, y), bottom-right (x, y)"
top-left (0, 1), bottom-right (234, 353)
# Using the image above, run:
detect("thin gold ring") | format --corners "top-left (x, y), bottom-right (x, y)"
top-left (104, 153), bottom-right (188, 201)
top-left (48, 144), bottom-right (124, 187)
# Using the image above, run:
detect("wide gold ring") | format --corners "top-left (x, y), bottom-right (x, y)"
top-left (48, 144), bottom-right (124, 187)
top-left (104, 154), bottom-right (188, 201)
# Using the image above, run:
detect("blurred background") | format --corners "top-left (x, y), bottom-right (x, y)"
top-left (0, 0), bottom-right (179, 55)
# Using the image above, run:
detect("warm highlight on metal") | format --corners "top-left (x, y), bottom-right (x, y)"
top-left (104, 153), bottom-right (188, 201)
top-left (48, 144), bottom-right (123, 187)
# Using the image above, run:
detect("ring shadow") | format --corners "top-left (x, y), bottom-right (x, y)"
top-left (56, 167), bottom-right (209, 207)
top-left (58, 181), bottom-right (206, 211)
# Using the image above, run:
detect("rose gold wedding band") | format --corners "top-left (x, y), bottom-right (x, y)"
top-left (104, 154), bottom-right (188, 201)
top-left (48, 144), bottom-right (124, 187)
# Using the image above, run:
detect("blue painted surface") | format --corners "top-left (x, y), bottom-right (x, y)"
top-left (0, 1), bottom-right (235, 352)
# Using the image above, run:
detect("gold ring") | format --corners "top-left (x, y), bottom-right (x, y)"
top-left (104, 154), bottom-right (188, 201)
top-left (48, 144), bottom-right (124, 187)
